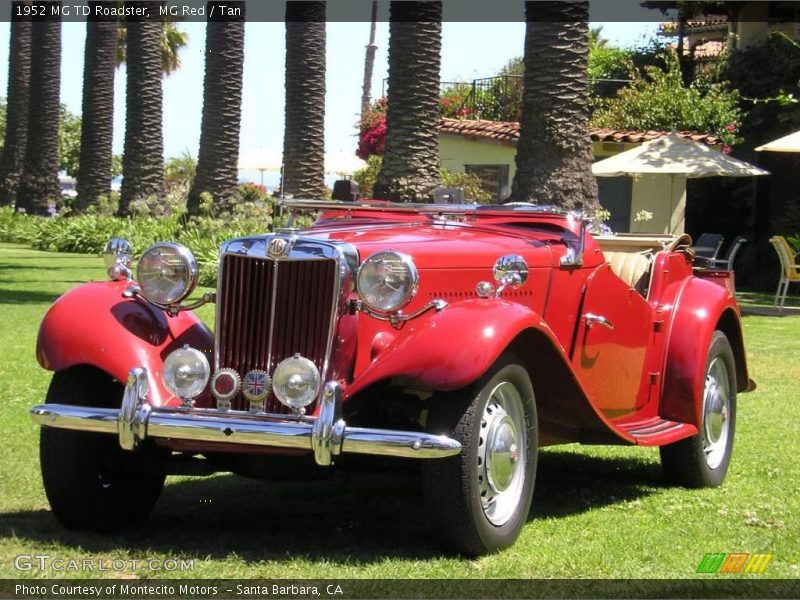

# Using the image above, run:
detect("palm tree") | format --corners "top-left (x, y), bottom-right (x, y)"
top-left (374, 1), bottom-right (442, 202)
top-left (16, 6), bottom-right (61, 215)
top-left (282, 1), bottom-right (326, 198)
top-left (187, 1), bottom-right (246, 216)
top-left (118, 1), bottom-right (166, 216)
top-left (0, 3), bottom-right (32, 207)
top-left (116, 20), bottom-right (189, 75)
top-left (360, 0), bottom-right (378, 120)
top-left (74, 2), bottom-right (118, 213)
top-left (510, 1), bottom-right (598, 211)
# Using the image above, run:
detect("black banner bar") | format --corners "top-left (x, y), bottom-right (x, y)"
top-left (2, 579), bottom-right (800, 600)
top-left (0, 0), bottom-right (681, 23)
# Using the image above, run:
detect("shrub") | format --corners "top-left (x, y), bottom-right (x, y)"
top-left (352, 157), bottom-right (492, 204)
top-left (440, 84), bottom-right (474, 119)
top-left (717, 33), bottom-right (800, 147)
top-left (591, 49), bottom-right (743, 149)
top-left (356, 99), bottom-right (387, 161)
top-left (0, 207), bottom-right (40, 243)
top-left (352, 155), bottom-right (382, 198)
top-left (441, 169), bottom-right (492, 204)
top-left (0, 203), bottom-right (320, 287)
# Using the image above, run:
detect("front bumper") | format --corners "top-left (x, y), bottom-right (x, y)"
top-left (30, 368), bottom-right (461, 467)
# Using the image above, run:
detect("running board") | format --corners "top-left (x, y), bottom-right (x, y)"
top-left (616, 416), bottom-right (698, 446)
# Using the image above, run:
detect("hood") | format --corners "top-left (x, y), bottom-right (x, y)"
top-left (305, 221), bottom-right (558, 270)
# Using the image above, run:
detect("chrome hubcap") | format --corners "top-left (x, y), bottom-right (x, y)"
top-left (702, 357), bottom-right (731, 470)
top-left (478, 381), bottom-right (527, 526)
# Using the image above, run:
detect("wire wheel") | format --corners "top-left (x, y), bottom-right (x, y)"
top-left (478, 381), bottom-right (527, 526)
top-left (423, 355), bottom-right (537, 556)
top-left (702, 357), bottom-right (732, 470)
top-left (660, 331), bottom-right (737, 488)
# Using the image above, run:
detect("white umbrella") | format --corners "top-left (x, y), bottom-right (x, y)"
top-left (755, 130), bottom-right (800, 153)
top-left (237, 147), bottom-right (283, 185)
top-left (592, 134), bottom-right (768, 234)
top-left (592, 134), bottom-right (769, 178)
top-left (325, 150), bottom-right (365, 176)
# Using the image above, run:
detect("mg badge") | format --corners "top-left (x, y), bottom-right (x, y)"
top-left (267, 237), bottom-right (289, 259)
top-left (243, 370), bottom-right (271, 412)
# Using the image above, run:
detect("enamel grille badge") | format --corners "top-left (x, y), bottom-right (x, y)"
top-left (267, 237), bottom-right (289, 259)
top-left (211, 368), bottom-right (240, 410)
top-left (243, 370), bottom-right (271, 412)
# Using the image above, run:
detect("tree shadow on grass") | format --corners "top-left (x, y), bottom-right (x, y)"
top-left (0, 451), bottom-right (661, 564)
top-left (0, 254), bottom-right (97, 260)
top-left (0, 289), bottom-right (63, 304)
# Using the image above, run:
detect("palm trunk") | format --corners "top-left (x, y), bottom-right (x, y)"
top-left (0, 2), bottom-right (32, 207)
top-left (510, 1), bottom-right (598, 211)
top-left (374, 1), bottom-right (442, 203)
top-left (17, 3), bottom-right (61, 216)
top-left (360, 0), bottom-right (378, 120)
top-left (118, 1), bottom-right (165, 216)
top-left (282, 1), bottom-right (326, 198)
top-left (74, 1), bottom-right (118, 213)
top-left (187, 1), bottom-right (246, 216)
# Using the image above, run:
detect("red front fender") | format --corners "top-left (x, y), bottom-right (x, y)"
top-left (36, 281), bottom-right (213, 407)
top-left (347, 299), bottom-right (555, 396)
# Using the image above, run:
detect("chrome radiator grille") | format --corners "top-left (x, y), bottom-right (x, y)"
top-left (216, 252), bottom-right (338, 413)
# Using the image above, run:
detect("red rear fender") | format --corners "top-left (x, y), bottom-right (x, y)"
top-left (36, 281), bottom-right (213, 407)
top-left (661, 277), bottom-right (749, 426)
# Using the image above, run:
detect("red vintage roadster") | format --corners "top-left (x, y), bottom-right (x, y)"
top-left (30, 200), bottom-right (752, 556)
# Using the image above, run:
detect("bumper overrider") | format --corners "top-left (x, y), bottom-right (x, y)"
top-left (30, 368), bottom-right (462, 466)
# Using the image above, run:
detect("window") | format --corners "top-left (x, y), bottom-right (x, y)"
top-left (465, 164), bottom-right (510, 201)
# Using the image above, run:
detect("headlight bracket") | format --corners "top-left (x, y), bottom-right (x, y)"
top-left (123, 285), bottom-right (216, 316)
top-left (350, 298), bottom-right (448, 329)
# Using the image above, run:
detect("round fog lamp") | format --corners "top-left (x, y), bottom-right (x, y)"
top-left (163, 346), bottom-right (210, 399)
top-left (137, 242), bottom-right (198, 306)
top-left (272, 354), bottom-right (321, 409)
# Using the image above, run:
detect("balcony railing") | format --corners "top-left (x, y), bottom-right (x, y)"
top-left (381, 74), bottom-right (632, 122)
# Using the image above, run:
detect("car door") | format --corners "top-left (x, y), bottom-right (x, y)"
top-left (570, 264), bottom-right (654, 418)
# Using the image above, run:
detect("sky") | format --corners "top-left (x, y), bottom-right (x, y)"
top-left (0, 13), bottom-right (660, 187)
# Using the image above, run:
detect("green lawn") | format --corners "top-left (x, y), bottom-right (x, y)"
top-left (0, 242), bottom-right (798, 580)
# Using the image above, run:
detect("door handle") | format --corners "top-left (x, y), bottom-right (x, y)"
top-left (584, 313), bottom-right (614, 330)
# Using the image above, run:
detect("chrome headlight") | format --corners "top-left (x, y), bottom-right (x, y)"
top-left (357, 251), bottom-right (418, 313)
top-left (137, 242), bottom-right (198, 306)
top-left (103, 237), bottom-right (133, 281)
top-left (163, 346), bottom-right (210, 399)
top-left (272, 354), bottom-right (321, 410)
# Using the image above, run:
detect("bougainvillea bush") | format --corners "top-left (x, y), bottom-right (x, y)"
top-left (356, 92), bottom-right (476, 162)
top-left (357, 98), bottom-right (387, 160)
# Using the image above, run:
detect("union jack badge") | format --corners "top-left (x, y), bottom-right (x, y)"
top-left (243, 370), bottom-right (271, 412)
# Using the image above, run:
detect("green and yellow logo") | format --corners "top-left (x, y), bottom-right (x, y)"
top-left (696, 553), bottom-right (773, 574)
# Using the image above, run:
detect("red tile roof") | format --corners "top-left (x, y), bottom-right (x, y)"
top-left (659, 16), bottom-right (729, 36)
top-left (439, 118), bottom-right (721, 146)
top-left (666, 40), bottom-right (726, 60)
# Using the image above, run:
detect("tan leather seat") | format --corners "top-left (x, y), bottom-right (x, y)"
top-left (604, 251), bottom-right (652, 296)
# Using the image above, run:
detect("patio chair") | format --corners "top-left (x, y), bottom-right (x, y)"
top-left (691, 233), bottom-right (725, 259)
top-left (709, 236), bottom-right (748, 270)
top-left (769, 236), bottom-right (800, 310)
